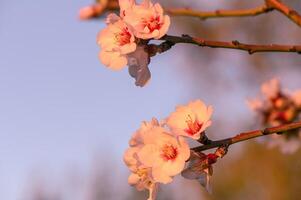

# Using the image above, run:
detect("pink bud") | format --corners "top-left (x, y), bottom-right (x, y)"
top-left (79, 6), bottom-right (95, 20)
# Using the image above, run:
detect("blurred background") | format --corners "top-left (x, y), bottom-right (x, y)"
top-left (0, 0), bottom-right (301, 199)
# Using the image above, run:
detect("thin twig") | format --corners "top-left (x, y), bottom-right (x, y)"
top-left (90, 0), bottom-right (273, 19)
top-left (89, 0), bottom-right (301, 29)
top-left (157, 35), bottom-right (301, 54)
top-left (266, 0), bottom-right (301, 27)
top-left (165, 5), bottom-right (273, 20)
top-left (192, 121), bottom-right (301, 152)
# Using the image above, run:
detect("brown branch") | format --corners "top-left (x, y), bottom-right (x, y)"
top-left (157, 35), bottom-right (301, 54)
top-left (88, 0), bottom-right (301, 29)
top-left (266, 0), bottom-right (301, 27)
top-left (165, 5), bottom-right (273, 20)
top-left (192, 121), bottom-right (301, 152)
top-left (90, 0), bottom-right (273, 19)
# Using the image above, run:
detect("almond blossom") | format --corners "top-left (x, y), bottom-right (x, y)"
top-left (137, 131), bottom-right (190, 184)
top-left (97, 14), bottom-right (136, 70)
top-left (124, 118), bottom-right (190, 199)
top-left (79, 4), bottom-right (106, 20)
top-left (292, 90), bottom-right (301, 109)
top-left (124, 147), bottom-right (158, 200)
top-left (247, 78), bottom-right (301, 154)
top-left (96, 0), bottom-right (171, 86)
top-left (261, 78), bottom-right (280, 100)
top-left (119, 0), bottom-right (135, 18)
top-left (166, 100), bottom-right (213, 140)
top-left (129, 118), bottom-right (190, 183)
top-left (122, 0), bottom-right (170, 39)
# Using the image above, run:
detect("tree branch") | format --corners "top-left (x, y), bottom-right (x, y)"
top-left (157, 35), bottom-right (301, 54)
top-left (90, 0), bottom-right (273, 19)
top-left (192, 121), bottom-right (301, 152)
top-left (88, 0), bottom-right (301, 29)
top-left (266, 0), bottom-right (301, 27)
top-left (165, 5), bottom-right (273, 20)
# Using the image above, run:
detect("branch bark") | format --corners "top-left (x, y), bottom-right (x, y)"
top-left (91, 0), bottom-right (273, 19)
top-left (165, 5), bottom-right (273, 20)
top-left (192, 121), bottom-right (301, 152)
top-left (157, 35), bottom-right (301, 54)
top-left (89, 0), bottom-right (301, 29)
top-left (266, 0), bottom-right (301, 27)
top-left (88, 0), bottom-right (301, 26)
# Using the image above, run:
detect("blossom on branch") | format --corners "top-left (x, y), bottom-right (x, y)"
top-left (137, 132), bottom-right (190, 184)
top-left (247, 78), bottom-right (301, 153)
top-left (166, 100), bottom-right (213, 140)
top-left (122, 0), bottom-right (170, 39)
top-left (96, 0), bottom-right (170, 86)
top-left (124, 100), bottom-right (218, 199)
top-left (124, 118), bottom-right (190, 199)
top-left (124, 147), bottom-right (158, 200)
top-left (78, 3), bottom-right (107, 20)
top-left (97, 14), bottom-right (136, 70)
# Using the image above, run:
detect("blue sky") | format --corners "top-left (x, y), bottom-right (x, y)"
top-left (0, 0), bottom-right (195, 199)
top-left (1, 0), bottom-right (301, 199)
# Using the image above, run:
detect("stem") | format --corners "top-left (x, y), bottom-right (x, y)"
top-left (266, 0), bottom-right (301, 27)
top-left (90, 0), bottom-right (301, 29)
top-left (158, 35), bottom-right (301, 54)
top-left (192, 121), bottom-right (301, 152)
top-left (90, 1), bottom-right (273, 19)
top-left (165, 5), bottom-right (273, 20)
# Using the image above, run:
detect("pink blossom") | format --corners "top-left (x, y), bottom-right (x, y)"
top-left (98, 50), bottom-right (128, 70)
top-left (166, 100), bottom-right (213, 140)
top-left (123, 0), bottom-right (170, 39)
top-left (292, 90), bottom-right (301, 108)
top-left (129, 118), bottom-right (159, 147)
top-left (119, 0), bottom-right (135, 17)
top-left (137, 130), bottom-right (190, 184)
top-left (78, 4), bottom-right (105, 20)
top-left (97, 14), bottom-right (136, 69)
top-left (124, 146), bottom-right (158, 200)
top-left (246, 98), bottom-right (264, 112)
top-left (261, 78), bottom-right (280, 100)
top-left (247, 78), bottom-right (301, 154)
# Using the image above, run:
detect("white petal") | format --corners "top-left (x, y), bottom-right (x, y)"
top-left (128, 173), bottom-right (140, 185)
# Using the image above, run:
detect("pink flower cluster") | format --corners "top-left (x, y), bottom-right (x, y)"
top-left (97, 0), bottom-right (170, 70)
top-left (247, 78), bottom-right (301, 154)
top-left (124, 100), bottom-right (214, 199)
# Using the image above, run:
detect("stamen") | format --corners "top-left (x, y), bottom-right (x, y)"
top-left (161, 144), bottom-right (178, 161)
top-left (184, 115), bottom-right (203, 136)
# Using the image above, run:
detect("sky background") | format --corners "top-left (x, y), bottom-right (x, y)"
top-left (1, 0), bottom-right (301, 199)
top-left (0, 1), bottom-right (194, 199)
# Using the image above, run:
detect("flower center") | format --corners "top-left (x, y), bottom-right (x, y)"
top-left (144, 16), bottom-right (162, 32)
top-left (115, 27), bottom-right (132, 46)
top-left (137, 168), bottom-right (148, 178)
top-left (161, 144), bottom-right (178, 161)
top-left (184, 115), bottom-right (203, 136)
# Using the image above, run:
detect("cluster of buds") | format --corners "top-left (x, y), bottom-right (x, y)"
top-left (247, 78), bottom-right (301, 153)
top-left (95, 0), bottom-right (170, 86)
top-left (124, 100), bottom-right (224, 199)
